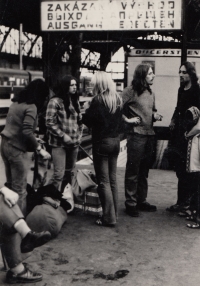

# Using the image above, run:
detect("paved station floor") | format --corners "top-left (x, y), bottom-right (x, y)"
top-left (0, 154), bottom-right (200, 286)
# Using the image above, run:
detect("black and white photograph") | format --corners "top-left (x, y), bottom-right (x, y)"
top-left (0, 0), bottom-right (200, 285)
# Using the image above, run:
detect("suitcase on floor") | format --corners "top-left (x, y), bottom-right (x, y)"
top-left (74, 185), bottom-right (102, 216)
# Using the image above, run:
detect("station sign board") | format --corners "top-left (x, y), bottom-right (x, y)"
top-left (128, 49), bottom-right (200, 58)
top-left (40, 0), bottom-right (182, 31)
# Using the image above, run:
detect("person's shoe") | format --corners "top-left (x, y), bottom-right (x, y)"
top-left (21, 231), bottom-right (51, 253)
top-left (125, 206), bottom-right (139, 217)
top-left (137, 202), bottom-right (157, 212)
top-left (166, 204), bottom-right (182, 212)
top-left (6, 266), bottom-right (42, 284)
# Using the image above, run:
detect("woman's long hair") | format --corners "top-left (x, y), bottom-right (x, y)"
top-left (12, 78), bottom-right (49, 111)
top-left (55, 75), bottom-right (80, 118)
top-left (131, 63), bottom-right (152, 95)
top-left (180, 61), bottom-right (199, 86)
top-left (92, 71), bottom-right (122, 114)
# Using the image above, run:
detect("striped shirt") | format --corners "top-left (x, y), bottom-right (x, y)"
top-left (46, 97), bottom-right (83, 147)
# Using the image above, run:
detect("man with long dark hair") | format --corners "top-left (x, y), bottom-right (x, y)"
top-left (122, 63), bottom-right (162, 217)
top-left (167, 61), bottom-right (200, 212)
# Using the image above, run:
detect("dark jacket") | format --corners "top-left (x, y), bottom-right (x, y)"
top-left (82, 96), bottom-right (123, 142)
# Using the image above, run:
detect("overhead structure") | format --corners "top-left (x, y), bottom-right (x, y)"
top-left (1, 0), bottom-right (200, 84)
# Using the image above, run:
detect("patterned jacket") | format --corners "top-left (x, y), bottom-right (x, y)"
top-left (46, 97), bottom-right (83, 147)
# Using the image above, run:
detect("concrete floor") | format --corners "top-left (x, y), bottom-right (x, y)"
top-left (0, 154), bottom-right (200, 286)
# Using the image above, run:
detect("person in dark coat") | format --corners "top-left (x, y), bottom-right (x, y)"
top-left (167, 61), bottom-right (200, 213)
top-left (82, 71), bottom-right (123, 226)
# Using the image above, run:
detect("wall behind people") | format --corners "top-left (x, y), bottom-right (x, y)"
top-left (128, 50), bottom-right (200, 128)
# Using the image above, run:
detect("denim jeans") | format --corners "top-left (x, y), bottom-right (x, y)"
top-left (125, 133), bottom-right (155, 208)
top-left (49, 145), bottom-right (79, 191)
top-left (0, 195), bottom-right (24, 230)
top-left (1, 136), bottom-right (28, 215)
top-left (0, 136), bottom-right (30, 268)
top-left (93, 137), bottom-right (120, 225)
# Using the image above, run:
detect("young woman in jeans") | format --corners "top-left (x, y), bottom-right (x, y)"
top-left (82, 71), bottom-right (123, 227)
top-left (46, 75), bottom-right (83, 192)
top-left (1, 79), bottom-right (51, 284)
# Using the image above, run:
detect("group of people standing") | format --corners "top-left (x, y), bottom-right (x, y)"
top-left (1, 60), bottom-right (200, 283)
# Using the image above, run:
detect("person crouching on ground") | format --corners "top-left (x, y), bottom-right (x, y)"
top-left (82, 71), bottom-right (123, 226)
top-left (122, 63), bottom-right (163, 217)
top-left (0, 79), bottom-right (51, 283)
top-left (184, 106), bottom-right (200, 228)
top-left (0, 186), bottom-right (51, 255)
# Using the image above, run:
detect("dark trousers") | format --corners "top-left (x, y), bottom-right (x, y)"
top-left (175, 155), bottom-right (196, 205)
top-left (189, 172), bottom-right (200, 222)
top-left (125, 134), bottom-right (155, 208)
top-left (93, 137), bottom-right (120, 225)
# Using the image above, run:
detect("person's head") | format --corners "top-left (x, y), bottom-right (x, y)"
top-left (131, 63), bottom-right (155, 95)
top-left (56, 74), bottom-right (80, 118)
top-left (58, 75), bottom-right (78, 97)
top-left (13, 79), bottom-right (49, 111)
top-left (179, 61), bottom-right (198, 87)
top-left (91, 71), bottom-right (122, 113)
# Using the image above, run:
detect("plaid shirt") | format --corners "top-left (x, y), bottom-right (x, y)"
top-left (46, 97), bottom-right (83, 147)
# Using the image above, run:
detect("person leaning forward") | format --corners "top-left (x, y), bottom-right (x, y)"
top-left (122, 63), bottom-right (163, 217)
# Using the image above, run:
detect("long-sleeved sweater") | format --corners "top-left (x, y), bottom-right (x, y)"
top-left (122, 86), bottom-right (157, 136)
top-left (1, 102), bottom-right (38, 152)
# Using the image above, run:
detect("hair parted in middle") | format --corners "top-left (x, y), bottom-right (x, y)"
top-left (180, 61), bottom-right (199, 86)
top-left (91, 71), bottom-right (122, 114)
top-left (54, 74), bottom-right (80, 118)
top-left (131, 63), bottom-right (153, 95)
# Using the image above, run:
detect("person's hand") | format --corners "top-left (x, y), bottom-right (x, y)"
top-left (154, 113), bottom-right (163, 121)
top-left (39, 149), bottom-right (51, 160)
top-left (169, 120), bottom-right (175, 130)
top-left (124, 116), bottom-right (141, 125)
top-left (0, 186), bottom-right (19, 208)
top-left (63, 134), bottom-right (72, 145)
top-left (83, 101), bottom-right (91, 110)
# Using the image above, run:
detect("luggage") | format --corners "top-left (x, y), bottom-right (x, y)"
top-left (26, 204), bottom-right (67, 238)
top-left (71, 169), bottom-right (102, 216)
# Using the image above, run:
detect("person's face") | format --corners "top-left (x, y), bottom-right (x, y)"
top-left (69, 79), bottom-right (77, 94)
top-left (145, 67), bottom-right (155, 86)
top-left (179, 65), bottom-right (191, 86)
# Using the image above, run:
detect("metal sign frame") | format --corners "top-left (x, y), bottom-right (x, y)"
top-left (40, 0), bottom-right (183, 32)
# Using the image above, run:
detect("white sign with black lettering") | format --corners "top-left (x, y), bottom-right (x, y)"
top-left (129, 49), bottom-right (200, 57)
top-left (40, 0), bottom-right (182, 31)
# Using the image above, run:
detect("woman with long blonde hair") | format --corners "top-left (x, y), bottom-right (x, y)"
top-left (82, 71), bottom-right (123, 226)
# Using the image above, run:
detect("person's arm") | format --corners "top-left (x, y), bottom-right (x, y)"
top-left (82, 98), bottom-right (98, 128)
top-left (0, 186), bottom-right (19, 208)
top-left (151, 93), bottom-right (162, 121)
top-left (22, 105), bottom-right (39, 150)
top-left (196, 84), bottom-right (200, 110)
top-left (46, 98), bottom-right (72, 143)
top-left (121, 88), bottom-right (142, 125)
top-left (169, 89), bottom-right (181, 130)
top-left (22, 105), bottom-right (51, 159)
top-left (122, 114), bottom-right (141, 124)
